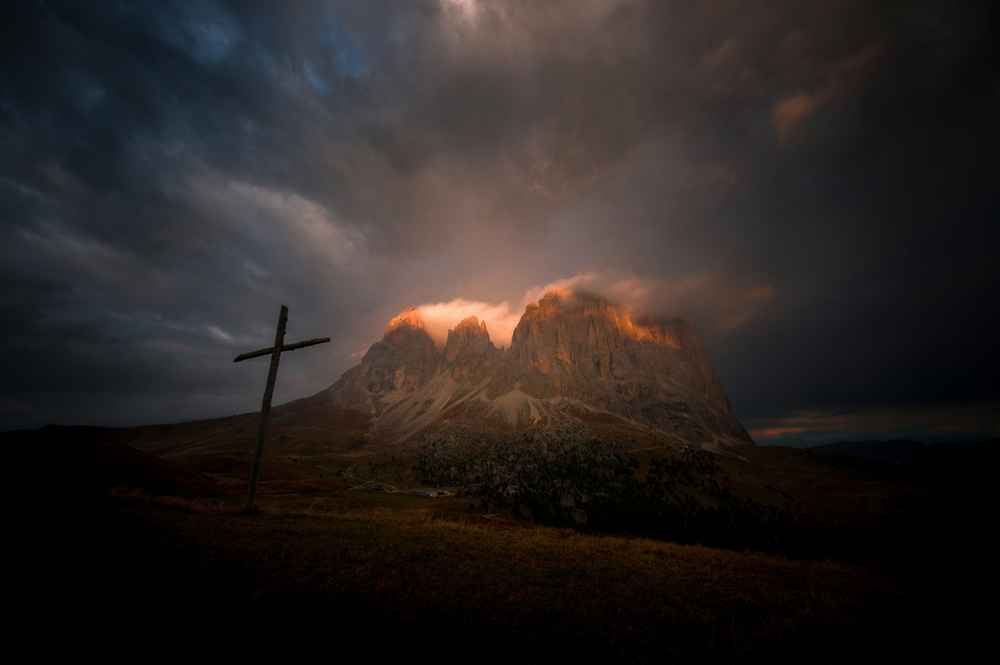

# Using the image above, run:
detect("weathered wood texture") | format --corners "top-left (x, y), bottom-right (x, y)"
top-left (232, 337), bottom-right (331, 363)
top-left (242, 305), bottom-right (287, 513)
top-left (233, 305), bottom-right (330, 513)
top-left (236, 306), bottom-right (329, 514)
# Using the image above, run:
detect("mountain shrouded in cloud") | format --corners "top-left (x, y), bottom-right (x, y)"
top-left (320, 289), bottom-right (751, 449)
top-left (414, 270), bottom-right (775, 350)
top-left (1, 1), bottom-right (997, 442)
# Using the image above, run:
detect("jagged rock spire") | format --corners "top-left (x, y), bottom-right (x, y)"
top-left (320, 290), bottom-right (752, 448)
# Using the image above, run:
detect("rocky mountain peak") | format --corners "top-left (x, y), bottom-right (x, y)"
top-left (448, 315), bottom-right (489, 341)
top-left (321, 289), bottom-right (752, 448)
top-left (325, 306), bottom-right (439, 409)
top-left (444, 316), bottom-right (501, 381)
top-left (382, 307), bottom-right (427, 342)
top-left (444, 316), bottom-right (492, 356)
top-left (510, 290), bottom-right (640, 381)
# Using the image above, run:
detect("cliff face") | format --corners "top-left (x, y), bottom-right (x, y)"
top-left (505, 291), bottom-right (746, 441)
top-left (444, 316), bottom-right (502, 381)
top-left (325, 308), bottom-right (441, 411)
top-left (320, 290), bottom-right (752, 448)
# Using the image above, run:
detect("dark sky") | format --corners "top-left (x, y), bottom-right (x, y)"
top-left (2, 0), bottom-right (998, 443)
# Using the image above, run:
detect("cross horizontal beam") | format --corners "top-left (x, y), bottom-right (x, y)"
top-left (233, 337), bottom-right (331, 362)
top-left (236, 305), bottom-right (330, 514)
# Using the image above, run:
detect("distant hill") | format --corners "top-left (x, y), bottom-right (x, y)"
top-left (809, 439), bottom-right (932, 464)
top-left (7, 424), bottom-right (220, 496)
top-left (809, 439), bottom-right (999, 464)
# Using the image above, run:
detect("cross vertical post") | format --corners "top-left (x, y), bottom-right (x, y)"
top-left (243, 304), bottom-right (287, 513)
top-left (234, 304), bottom-right (330, 514)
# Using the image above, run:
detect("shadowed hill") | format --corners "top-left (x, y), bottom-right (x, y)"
top-left (7, 424), bottom-right (219, 496)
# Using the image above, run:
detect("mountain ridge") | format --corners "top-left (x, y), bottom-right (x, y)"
top-left (319, 290), bottom-right (752, 450)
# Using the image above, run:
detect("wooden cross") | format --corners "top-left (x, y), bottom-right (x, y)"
top-left (233, 304), bottom-right (330, 513)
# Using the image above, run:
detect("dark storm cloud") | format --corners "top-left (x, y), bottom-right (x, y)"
top-left (1, 0), bottom-right (997, 439)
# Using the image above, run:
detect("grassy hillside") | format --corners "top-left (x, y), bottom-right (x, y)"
top-left (12, 422), bottom-right (991, 661)
top-left (32, 490), bottom-right (981, 663)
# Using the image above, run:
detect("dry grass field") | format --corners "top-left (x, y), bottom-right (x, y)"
top-left (30, 491), bottom-right (979, 663)
top-left (12, 423), bottom-right (991, 662)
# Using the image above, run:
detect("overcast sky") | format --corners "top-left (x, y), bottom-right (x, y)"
top-left (2, 0), bottom-right (997, 443)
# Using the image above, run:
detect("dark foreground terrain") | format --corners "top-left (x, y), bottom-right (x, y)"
top-left (12, 424), bottom-right (992, 662)
top-left (25, 490), bottom-right (984, 663)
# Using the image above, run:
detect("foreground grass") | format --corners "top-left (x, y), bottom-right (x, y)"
top-left (31, 491), bottom-right (981, 663)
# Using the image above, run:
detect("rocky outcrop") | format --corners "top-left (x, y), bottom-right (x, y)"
top-left (326, 308), bottom-right (441, 411)
top-left (504, 291), bottom-right (747, 441)
top-left (443, 316), bottom-right (502, 381)
top-left (318, 290), bottom-right (752, 448)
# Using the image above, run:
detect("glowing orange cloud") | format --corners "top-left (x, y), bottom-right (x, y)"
top-left (417, 298), bottom-right (522, 348)
top-left (749, 427), bottom-right (806, 438)
top-left (416, 269), bottom-right (775, 348)
top-left (525, 269), bottom-right (775, 335)
top-left (746, 400), bottom-right (1000, 439)
top-left (771, 43), bottom-right (883, 147)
